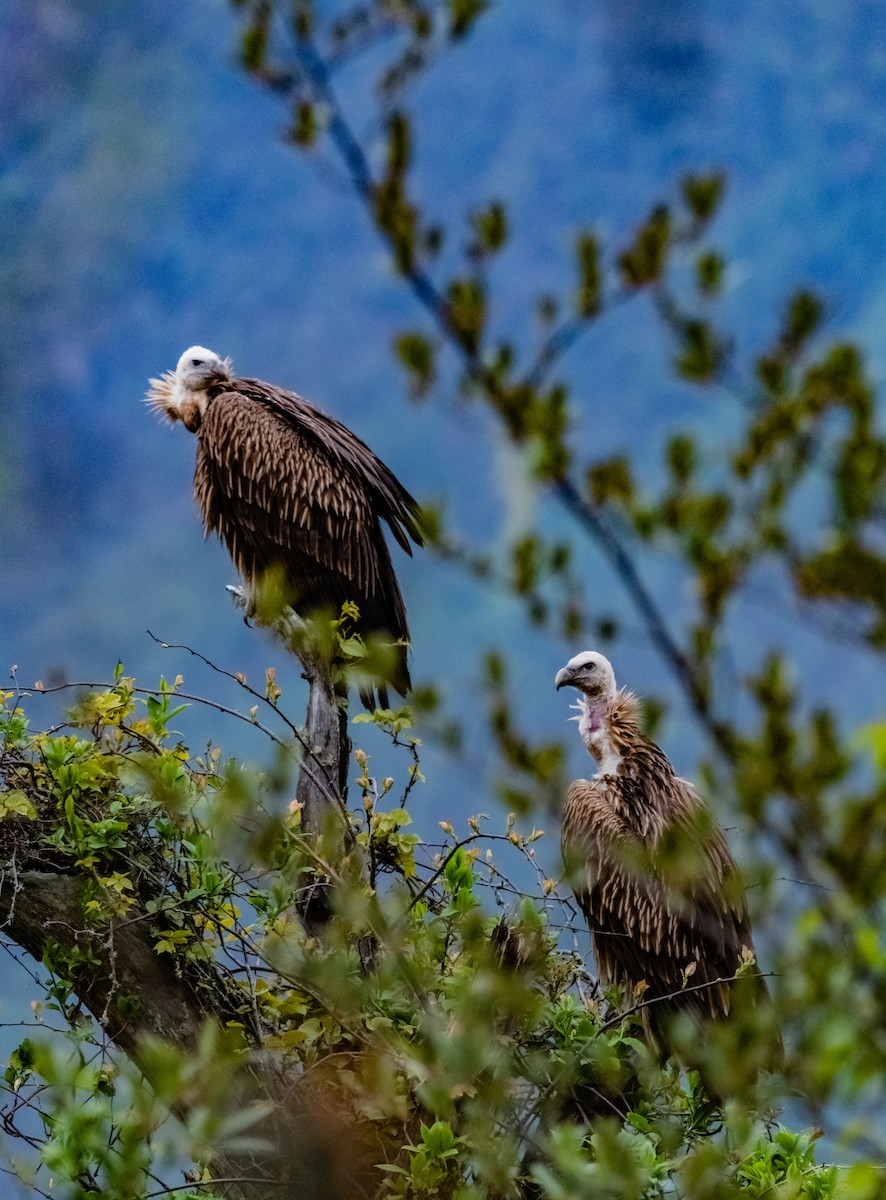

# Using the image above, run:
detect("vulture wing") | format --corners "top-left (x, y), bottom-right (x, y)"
top-left (562, 774), bottom-right (754, 1026)
top-left (194, 381), bottom-right (422, 698)
top-left (234, 378), bottom-right (424, 555)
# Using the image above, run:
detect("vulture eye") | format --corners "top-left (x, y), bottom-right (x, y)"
top-left (586, 662), bottom-right (595, 670)
top-left (191, 358), bottom-right (203, 368)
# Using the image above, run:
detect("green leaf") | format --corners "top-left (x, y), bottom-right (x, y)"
top-left (696, 250), bottom-right (724, 295)
top-left (471, 201), bottom-right (508, 254)
top-left (337, 636), bottom-right (366, 659)
top-left (0, 790), bottom-right (37, 820)
top-left (681, 171), bottom-right (726, 222)
top-left (386, 111), bottom-right (411, 178)
top-left (667, 434), bottom-right (696, 482)
top-left (780, 289), bottom-right (824, 355)
top-left (240, 4), bottom-right (270, 71)
top-left (446, 278), bottom-right (486, 353)
top-left (448, 0), bottom-right (489, 39)
top-left (588, 456), bottom-right (634, 506)
top-left (674, 317), bottom-right (727, 382)
top-left (618, 205), bottom-right (670, 287)
top-left (290, 101), bottom-right (318, 147)
top-left (395, 331), bottom-right (436, 398)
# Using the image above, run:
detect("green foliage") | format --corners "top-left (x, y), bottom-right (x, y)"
top-left (673, 316), bottom-right (728, 382)
top-left (681, 172), bottom-right (726, 224)
top-left (588, 455), bottom-right (635, 507)
top-left (736, 1130), bottom-right (837, 1198)
top-left (238, 1), bottom-right (270, 72)
top-left (396, 331), bottom-right (437, 397)
top-left (446, 277), bottom-right (486, 354)
top-left (375, 112), bottom-right (420, 273)
top-left (1, 676), bottom-right (854, 1198)
top-left (780, 289), bottom-right (825, 357)
top-left (380, 1120), bottom-right (467, 1194)
top-left (289, 99), bottom-right (319, 146)
top-left (448, 0), bottom-right (489, 41)
top-left (470, 200), bottom-right (508, 256)
top-left (695, 250), bottom-right (724, 295)
top-left (618, 205), bottom-right (671, 287)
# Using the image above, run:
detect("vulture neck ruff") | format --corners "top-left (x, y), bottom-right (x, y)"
top-left (145, 347), bottom-right (234, 434)
top-left (574, 688), bottom-right (642, 778)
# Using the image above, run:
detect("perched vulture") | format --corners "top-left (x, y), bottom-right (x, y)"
top-left (555, 651), bottom-right (769, 1060)
top-left (146, 347), bottom-right (422, 706)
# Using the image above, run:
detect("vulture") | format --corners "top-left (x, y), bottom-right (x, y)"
top-left (146, 346), bottom-right (423, 706)
top-left (555, 650), bottom-right (772, 1066)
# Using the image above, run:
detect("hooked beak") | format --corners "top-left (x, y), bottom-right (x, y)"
top-left (554, 666), bottom-right (575, 691)
top-left (201, 366), bottom-right (228, 388)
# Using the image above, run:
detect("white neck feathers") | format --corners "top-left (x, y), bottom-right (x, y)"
top-left (571, 695), bottom-right (623, 777)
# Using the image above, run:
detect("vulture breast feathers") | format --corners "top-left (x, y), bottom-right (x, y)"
top-left (147, 347), bottom-right (423, 704)
top-left (555, 651), bottom-right (765, 1049)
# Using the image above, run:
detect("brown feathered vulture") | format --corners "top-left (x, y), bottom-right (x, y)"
top-left (146, 346), bottom-right (422, 706)
top-left (555, 650), bottom-right (769, 1059)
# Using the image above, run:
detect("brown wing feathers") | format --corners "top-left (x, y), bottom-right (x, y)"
top-left (564, 777), bottom-right (750, 1025)
top-left (193, 377), bottom-right (421, 701)
top-left (559, 677), bottom-right (757, 1036)
top-left (230, 378), bottom-right (423, 554)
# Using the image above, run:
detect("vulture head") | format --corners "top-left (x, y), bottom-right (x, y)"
top-left (554, 650), bottom-right (617, 704)
top-left (145, 345), bottom-right (233, 433)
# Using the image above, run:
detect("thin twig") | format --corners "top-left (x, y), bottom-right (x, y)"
top-left (15, 676), bottom-right (342, 813)
top-left (147, 629), bottom-right (342, 804)
top-left (599, 969), bottom-right (778, 1031)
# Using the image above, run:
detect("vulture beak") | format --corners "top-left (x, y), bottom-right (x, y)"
top-left (554, 666), bottom-right (574, 691)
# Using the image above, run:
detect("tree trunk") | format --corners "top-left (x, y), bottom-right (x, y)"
top-left (0, 870), bottom-right (279, 1198)
top-left (0, 868), bottom-right (378, 1198)
top-left (296, 662), bottom-right (350, 839)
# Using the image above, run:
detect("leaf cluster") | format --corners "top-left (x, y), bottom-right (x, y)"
top-left (0, 678), bottom-right (865, 1199)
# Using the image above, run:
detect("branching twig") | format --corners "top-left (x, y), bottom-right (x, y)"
top-left (286, 32), bottom-right (736, 764)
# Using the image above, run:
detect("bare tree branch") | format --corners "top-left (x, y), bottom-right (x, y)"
top-left (286, 33), bottom-right (733, 760)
